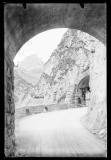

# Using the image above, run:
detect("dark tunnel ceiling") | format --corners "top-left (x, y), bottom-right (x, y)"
top-left (78, 75), bottom-right (89, 89)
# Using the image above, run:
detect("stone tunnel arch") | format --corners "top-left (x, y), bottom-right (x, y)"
top-left (4, 3), bottom-right (106, 156)
top-left (5, 3), bottom-right (106, 60)
top-left (78, 75), bottom-right (90, 89)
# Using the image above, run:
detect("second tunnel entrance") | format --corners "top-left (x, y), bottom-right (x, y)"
top-left (71, 75), bottom-right (90, 106)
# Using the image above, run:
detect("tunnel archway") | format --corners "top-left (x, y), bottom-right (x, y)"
top-left (78, 75), bottom-right (90, 89)
top-left (77, 75), bottom-right (90, 105)
top-left (4, 3), bottom-right (106, 157)
top-left (5, 3), bottom-right (106, 60)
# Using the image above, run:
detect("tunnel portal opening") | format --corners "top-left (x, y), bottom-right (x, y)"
top-left (74, 75), bottom-right (90, 106)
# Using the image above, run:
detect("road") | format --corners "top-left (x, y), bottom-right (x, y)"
top-left (15, 107), bottom-right (106, 157)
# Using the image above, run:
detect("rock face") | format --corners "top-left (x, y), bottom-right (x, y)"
top-left (29, 29), bottom-right (106, 140)
top-left (86, 40), bottom-right (106, 140)
top-left (14, 67), bottom-right (34, 108)
top-left (33, 29), bottom-right (92, 105)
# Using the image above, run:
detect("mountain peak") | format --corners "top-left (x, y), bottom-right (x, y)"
top-left (19, 54), bottom-right (44, 71)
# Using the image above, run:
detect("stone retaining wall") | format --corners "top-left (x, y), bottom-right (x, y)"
top-left (15, 103), bottom-right (80, 121)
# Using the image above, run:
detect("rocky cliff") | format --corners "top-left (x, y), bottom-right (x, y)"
top-left (14, 67), bottom-right (36, 108)
top-left (33, 29), bottom-right (92, 105)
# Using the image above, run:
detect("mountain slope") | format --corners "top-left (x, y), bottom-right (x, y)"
top-left (14, 67), bottom-right (33, 108)
top-left (14, 67), bottom-right (39, 86)
top-left (14, 54), bottom-right (44, 108)
top-left (19, 54), bottom-right (44, 71)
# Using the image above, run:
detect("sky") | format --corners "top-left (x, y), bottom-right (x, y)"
top-left (13, 28), bottom-right (67, 65)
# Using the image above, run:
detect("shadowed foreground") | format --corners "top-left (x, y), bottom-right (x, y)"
top-left (15, 107), bottom-right (106, 157)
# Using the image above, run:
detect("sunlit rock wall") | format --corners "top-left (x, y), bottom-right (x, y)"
top-left (34, 29), bottom-right (97, 105)
top-left (86, 42), bottom-right (106, 139)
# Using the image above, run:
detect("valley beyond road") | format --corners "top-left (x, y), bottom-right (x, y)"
top-left (15, 107), bottom-right (106, 157)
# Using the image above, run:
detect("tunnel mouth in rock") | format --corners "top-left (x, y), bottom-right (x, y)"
top-left (72, 75), bottom-right (90, 107)
top-left (78, 75), bottom-right (90, 106)
top-left (78, 75), bottom-right (90, 105)
top-left (78, 75), bottom-right (90, 89)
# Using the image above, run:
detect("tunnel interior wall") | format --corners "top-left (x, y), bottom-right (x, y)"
top-left (5, 51), bottom-right (15, 156)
